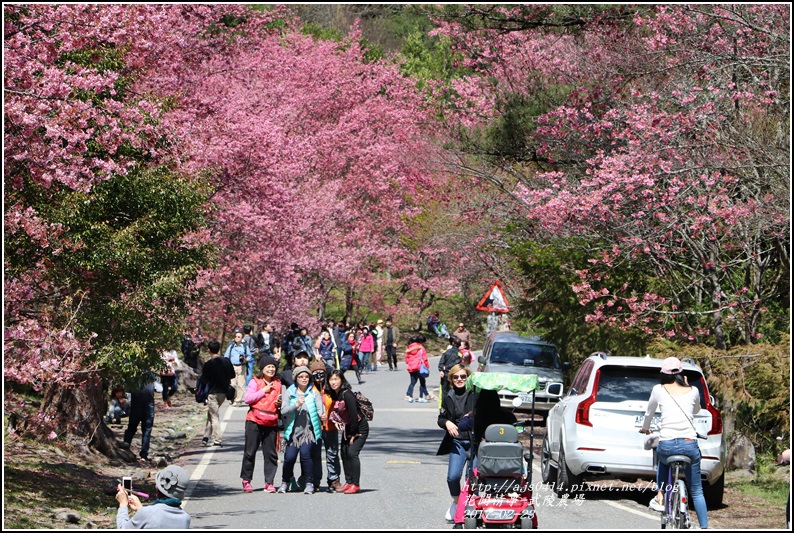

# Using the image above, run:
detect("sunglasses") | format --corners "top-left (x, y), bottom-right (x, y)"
top-left (313, 372), bottom-right (326, 379)
top-left (451, 374), bottom-right (468, 380)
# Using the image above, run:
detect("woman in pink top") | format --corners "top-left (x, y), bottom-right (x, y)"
top-left (358, 326), bottom-right (375, 372)
top-left (403, 335), bottom-right (431, 403)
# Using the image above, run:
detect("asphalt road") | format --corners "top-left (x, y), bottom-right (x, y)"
top-left (181, 355), bottom-right (662, 529)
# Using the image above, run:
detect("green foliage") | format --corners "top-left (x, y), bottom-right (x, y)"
top-left (302, 21), bottom-right (344, 42)
top-left (399, 31), bottom-right (464, 88)
top-left (6, 165), bottom-right (215, 388)
top-left (506, 235), bottom-right (650, 365)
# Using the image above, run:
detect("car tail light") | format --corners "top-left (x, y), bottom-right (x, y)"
top-left (706, 403), bottom-right (722, 436)
top-left (575, 370), bottom-right (600, 427)
top-left (700, 377), bottom-right (723, 436)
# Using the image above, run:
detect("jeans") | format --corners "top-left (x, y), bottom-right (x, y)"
top-left (360, 352), bottom-right (372, 371)
top-left (341, 421), bottom-right (368, 486)
top-left (161, 376), bottom-right (178, 402)
top-left (246, 359), bottom-right (255, 388)
top-left (241, 421), bottom-right (279, 485)
top-left (406, 371), bottom-right (429, 399)
top-left (313, 429), bottom-right (340, 485)
top-left (125, 401), bottom-right (155, 459)
top-left (657, 438), bottom-right (708, 528)
top-left (282, 442), bottom-right (316, 485)
top-left (447, 439), bottom-right (471, 498)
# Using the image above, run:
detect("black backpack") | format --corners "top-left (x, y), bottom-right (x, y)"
top-left (354, 391), bottom-right (374, 421)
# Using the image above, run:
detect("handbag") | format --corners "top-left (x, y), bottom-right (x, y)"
top-left (226, 384), bottom-right (236, 401)
top-left (251, 409), bottom-right (279, 426)
top-left (419, 362), bottom-right (430, 377)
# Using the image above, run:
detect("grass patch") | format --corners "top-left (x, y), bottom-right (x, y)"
top-left (729, 476), bottom-right (790, 507)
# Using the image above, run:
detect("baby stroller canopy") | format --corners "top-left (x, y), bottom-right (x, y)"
top-left (465, 371), bottom-right (540, 394)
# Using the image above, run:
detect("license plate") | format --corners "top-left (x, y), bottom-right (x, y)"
top-left (518, 393), bottom-right (533, 403)
top-left (635, 415), bottom-right (660, 428)
top-left (484, 509), bottom-right (515, 521)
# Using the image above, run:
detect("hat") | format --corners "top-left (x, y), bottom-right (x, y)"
top-left (259, 355), bottom-right (278, 371)
top-left (294, 350), bottom-right (310, 360)
top-left (377, 319), bottom-right (384, 325)
top-left (310, 360), bottom-right (327, 373)
top-left (660, 357), bottom-right (683, 375)
top-left (293, 365), bottom-right (311, 379)
top-left (155, 465), bottom-right (189, 500)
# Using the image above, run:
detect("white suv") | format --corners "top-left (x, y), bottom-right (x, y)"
top-left (542, 353), bottom-right (726, 507)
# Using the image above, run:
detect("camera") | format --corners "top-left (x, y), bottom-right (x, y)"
top-left (122, 477), bottom-right (132, 492)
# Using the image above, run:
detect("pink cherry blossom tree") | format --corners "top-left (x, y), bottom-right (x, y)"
top-left (432, 4), bottom-right (790, 349)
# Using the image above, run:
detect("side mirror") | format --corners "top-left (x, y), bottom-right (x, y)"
top-left (478, 355), bottom-right (486, 365)
top-left (523, 452), bottom-right (533, 463)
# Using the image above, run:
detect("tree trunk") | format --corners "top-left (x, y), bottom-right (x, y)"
top-left (41, 380), bottom-right (136, 461)
top-left (345, 286), bottom-right (355, 318)
top-left (417, 288), bottom-right (435, 331)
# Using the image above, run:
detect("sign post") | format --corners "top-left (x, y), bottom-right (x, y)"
top-left (476, 281), bottom-right (510, 313)
top-left (477, 281), bottom-right (510, 338)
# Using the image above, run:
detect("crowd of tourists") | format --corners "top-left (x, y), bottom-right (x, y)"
top-left (110, 313), bottom-right (478, 527)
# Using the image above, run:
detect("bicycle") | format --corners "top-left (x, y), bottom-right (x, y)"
top-left (659, 454), bottom-right (692, 529)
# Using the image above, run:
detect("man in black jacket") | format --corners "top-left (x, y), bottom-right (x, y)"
top-left (199, 340), bottom-right (235, 447)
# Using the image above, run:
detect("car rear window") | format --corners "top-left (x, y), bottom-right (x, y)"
top-left (595, 366), bottom-right (707, 408)
top-left (490, 342), bottom-right (561, 369)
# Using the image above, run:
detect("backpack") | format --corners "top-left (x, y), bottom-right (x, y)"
top-left (354, 391), bottom-right (374, 421)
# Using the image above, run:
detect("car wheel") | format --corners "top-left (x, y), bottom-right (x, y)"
top-left (704, 472), bottom-right (724, 508)
top-left (554, 442), bottom-right (582, 496)
top-left (541, 436), bottom-right (557, 484)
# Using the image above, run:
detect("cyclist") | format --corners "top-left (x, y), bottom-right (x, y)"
top-left (639, 356), bottom-right (708, 529)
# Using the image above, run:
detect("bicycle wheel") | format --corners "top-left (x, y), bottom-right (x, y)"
top-left (674, 479), bottom-right (690, 529)
top-left (668, 484), bottom-right (682, 529)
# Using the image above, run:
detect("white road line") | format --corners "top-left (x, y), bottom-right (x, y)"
top-left (182, 405), bottom-right (234, 507)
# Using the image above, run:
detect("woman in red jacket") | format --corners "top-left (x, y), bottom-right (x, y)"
top-left (241, 355), bottom-right (282, 493)
top-left (404, 335), bottom-right (432, 403)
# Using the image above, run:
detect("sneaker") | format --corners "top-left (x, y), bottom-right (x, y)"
top-left (426, 394), bottom-right (436, 401)
top-left (445, 500), bottom-right (457, 522)
top-left (201, 437), bottom-right (209, 446)
top-left (304, 483), bottom-right (315, 495)
top-left (343, 484), bottom-right (361, 494)
top-left (277, 483), bottom-right (288, 493)
top-left (649, 496), bottom-right (664, 512)
top-left (417, 398), bottom-right (428, 403)
top-left (339, 483), bottom-right (352, 493)
top-left (327, 480), bottom-right (341, 493)
top-left (242, 480), bottom-right (253, 493)
top-left (264, 484), bottom-right (276, 493)
top-left (404, 396), bottom-right (414, 402)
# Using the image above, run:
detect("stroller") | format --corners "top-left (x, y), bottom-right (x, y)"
top-left (461, 372), bottom-right (539, 529)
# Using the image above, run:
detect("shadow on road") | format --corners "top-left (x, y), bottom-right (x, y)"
top-left (365, 426), bottom-right (445, 459)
